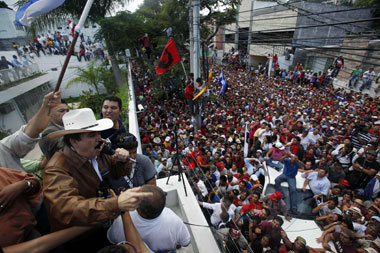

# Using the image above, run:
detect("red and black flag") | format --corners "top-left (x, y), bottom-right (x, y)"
top-left (155, 38), bottom-right (181, 75)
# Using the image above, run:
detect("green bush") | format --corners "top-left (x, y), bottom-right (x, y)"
top-left (78, 90), bottom-right (107, 118)
top-left (116, 82), bottom-right (129, 126)
top-left (0, 129), bottom-right (10, 140)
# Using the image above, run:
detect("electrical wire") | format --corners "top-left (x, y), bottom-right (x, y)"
top-left (223, 17), bottom-right (380, 35)
top-left (278, 0), bottom-right (378, 35)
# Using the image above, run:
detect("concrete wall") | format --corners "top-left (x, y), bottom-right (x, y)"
top-left (0, 9), bottom-right (29, 50)
top-left (0, 78), bottom-right (53, 133)
top-left (294, 2), bottom-right (373, 48)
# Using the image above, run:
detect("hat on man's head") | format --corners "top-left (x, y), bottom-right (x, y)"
top-left (353, 199), bottom-right (364, 206)
top-left (153, 137), bottom-right (161, 144)
top-left (366, 149), bottom-right (377, 156)
top-left (296, 236), bottom-right (306, 246)
top-left (349, 206), bottom-right (363, 216)
top-left (275, 142), bottom-right (285, 150)
top-left (370, 216), bottom-right (380, 223)
top-left (48, 108), bottom-right (113, 139)
top-left (270, 191), bottom-right (283, 200)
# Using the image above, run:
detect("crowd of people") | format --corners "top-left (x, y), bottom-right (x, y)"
top-left (1, 31), bottom-right (106, 84)
top-left (131, 55), bottom-right (380, 252)
top-left (11, 31), bottom-right (106, 61)
top-left (1, 40), bottom-right (380, 252)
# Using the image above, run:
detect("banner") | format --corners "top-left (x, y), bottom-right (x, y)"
top-left (243, 123), bottom-right (249, 157)
top-left (155, 38), bottom-right (181, 75)
top-left (15, 0), bottom-right (66, 26)
top-left (193, 65), bottom-right (213, 101)
top-left (218, 70), bottom-right (227, 97)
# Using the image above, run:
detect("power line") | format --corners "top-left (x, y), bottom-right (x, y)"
top-left (278, 0), bottom-right (377, 35)
top-left (224, 17), bottom-right (380, 34)
top-left (210, 37), bottom-right (380, 64)
top-left (237, 6), bottom-right (374, 24)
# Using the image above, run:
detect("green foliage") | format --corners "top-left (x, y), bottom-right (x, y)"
top-left (0, 1), bottom-right (12, 10)
top-left (0, 129), bottom-right (10, 140)
top-left (15, 0), bottom-right (126, 32)
top-left (96, 11), bottom-right (145, 54)
top-left (116, 83), bottom-right (129, 126)
top-left (77, 90), bottom-right (106, 117)
top-left (354, 0), bottom-right (380, 17)
top-left (66, 60), bottom-right (118, 95)
top-left (100, 66), bottom-right (119, 94)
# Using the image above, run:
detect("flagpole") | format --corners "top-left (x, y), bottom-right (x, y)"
top-left (54, 0), bottom-right (95, 92)
top-left (180, 61), bottom-right (188, 80)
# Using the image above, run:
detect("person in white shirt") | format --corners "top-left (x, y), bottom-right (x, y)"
top-left (107, 185), bottom-right (191, 252)
top-left (198, 196), bottom-right (235, 227)
top-left (360, 67), bottom-right (376, 91)
top-left (307, 128), bottom-right (321, 146)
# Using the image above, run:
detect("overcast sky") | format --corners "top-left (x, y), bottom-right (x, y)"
top-left (122, 0), bottom-right (144, 13)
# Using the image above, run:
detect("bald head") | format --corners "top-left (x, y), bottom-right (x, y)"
top-left (137, 185), bottom-right (166, 219)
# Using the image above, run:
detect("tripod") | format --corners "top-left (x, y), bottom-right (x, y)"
top-left (166, 124), bottom-right (188, 197)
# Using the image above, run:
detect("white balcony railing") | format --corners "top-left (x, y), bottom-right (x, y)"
top-left (0, 64), bottom-right (41, 86)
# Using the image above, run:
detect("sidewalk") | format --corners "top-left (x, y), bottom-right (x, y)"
top-left (332, 78), bottom-right (379, 97)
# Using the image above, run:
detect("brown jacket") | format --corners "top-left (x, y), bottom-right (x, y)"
top-left (0, 168), bottom-right (41, 247)
top-left (43, 145), bottom-right (119, 231)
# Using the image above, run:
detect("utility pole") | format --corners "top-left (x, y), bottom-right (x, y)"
top-left (189, 0), bottom-right (194, 74)
top-left (234, 4), bottom-right (240, 51)
top-left (247, 0), bottom-right (255, 66)
top-left (193, 0), bottom-right (201, 80)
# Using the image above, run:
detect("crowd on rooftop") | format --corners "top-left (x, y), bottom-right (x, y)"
top-left (132, 52), bottom-right (380, 252)
top-left (1, 33), bottom-right (380, 252)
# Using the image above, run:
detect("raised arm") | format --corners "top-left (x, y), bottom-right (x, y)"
top-left (121, 211), bottom-right (149, 253)
top-left (24, 91), bottom-right (61, 138)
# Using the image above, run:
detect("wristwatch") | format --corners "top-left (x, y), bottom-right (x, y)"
top-left (25, 180), bottom-right (33, 193)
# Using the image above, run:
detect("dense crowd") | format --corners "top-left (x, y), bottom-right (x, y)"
top-left (1, 41), bottom-right (380, 252)
top-left (132, 58), bottom-right (380, 252)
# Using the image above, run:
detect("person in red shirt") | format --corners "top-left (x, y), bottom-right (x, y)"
top-left (185, 80), bottom-right (194, 115)
top-left (240, 191), bottom-right (262, 214)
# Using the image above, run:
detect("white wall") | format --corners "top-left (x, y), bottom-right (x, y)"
top-left (0, 9), bottom-right (27, 39)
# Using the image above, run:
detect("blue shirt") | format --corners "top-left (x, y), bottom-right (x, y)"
top-left (283, 158), bottom-right (299, 178)
top-left (307, 172), bottom-right (331, 196)
top-left (100, 116), bottom-right (126, 144)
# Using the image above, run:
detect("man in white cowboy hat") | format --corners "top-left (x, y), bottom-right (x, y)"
top-left (43, 108), bottom-right (152, 233)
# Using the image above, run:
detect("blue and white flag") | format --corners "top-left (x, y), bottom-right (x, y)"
top-left (15, 0), bottom-right (66, 26)
top-left (218, 70), bottom-right (227, 97)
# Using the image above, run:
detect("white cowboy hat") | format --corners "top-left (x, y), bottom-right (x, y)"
top-left (153, 137), bottom-right (161, 144)
top-left (48, 108), bottom-right (113, 139)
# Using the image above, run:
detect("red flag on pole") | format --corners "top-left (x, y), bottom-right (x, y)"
top-left (155, 38), bottom-right (181, 75)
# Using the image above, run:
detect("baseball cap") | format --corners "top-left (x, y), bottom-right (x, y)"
top-left (270, 191), bottom-right (283, 200)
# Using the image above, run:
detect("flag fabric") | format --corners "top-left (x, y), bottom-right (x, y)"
top-left (15, 0), bottom-right (66, 26)
top-left (68, 20), bottom-right (76, 37)
top-left (193, 65), bottom-right (213, 101)
top-left (155, 38), bottom-right (181, 75)
top-left (243, 123), bottom-right (249, 157)
top-left (218, 71), bottom-right (227, 97)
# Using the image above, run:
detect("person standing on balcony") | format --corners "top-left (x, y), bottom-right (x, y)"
top-left (348, 65), bottom-right (362, 88)
top-left (332, 56), bottom-right (344, 78)
top-left (0, 56), bottom-right (14, 70)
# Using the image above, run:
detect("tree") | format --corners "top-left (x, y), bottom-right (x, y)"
top-left (66, 60), bottom-right (104, 94)
top-left (0, 1), bottom-right (12, 10)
